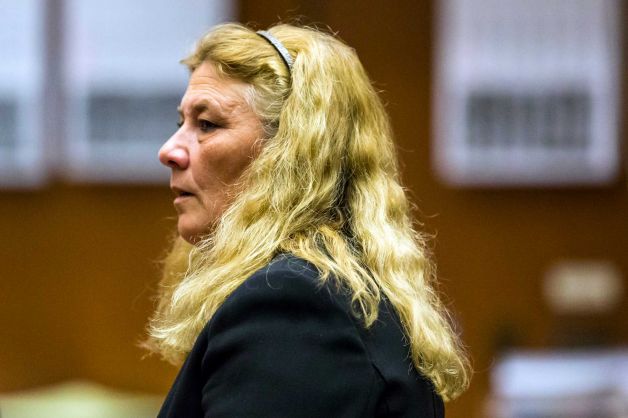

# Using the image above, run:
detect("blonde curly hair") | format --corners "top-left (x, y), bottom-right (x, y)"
top-left (145, 23), bottom-right (471, 401)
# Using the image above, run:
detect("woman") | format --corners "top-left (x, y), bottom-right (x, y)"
top-left (147, 23), bottom-right (471, 417)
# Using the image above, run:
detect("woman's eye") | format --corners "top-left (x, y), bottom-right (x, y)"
top-left (198, 119), bottom-right (218, 133)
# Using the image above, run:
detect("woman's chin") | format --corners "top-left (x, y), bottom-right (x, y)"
top-left (177, 218), bottom-right (214, 245)
top-left (177, 222), bottom-right (202, 245)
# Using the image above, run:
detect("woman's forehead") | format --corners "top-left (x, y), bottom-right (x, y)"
top-left (180, 64), bottom-right (251, 116)
top-left (187, 62), bottom-right (248, 98)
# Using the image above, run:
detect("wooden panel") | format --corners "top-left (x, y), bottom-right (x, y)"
top-left (0, 185), bottom-right (178, 393)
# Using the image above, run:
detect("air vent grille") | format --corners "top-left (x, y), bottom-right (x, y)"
top-left (0, 100), bottom-right (17, 149)
top-left (466, 91), bottom-right (590, 150)
top-left (88, 94), bottom-right (180, 144)
top-left (433, 0), bottom-right (620, 186)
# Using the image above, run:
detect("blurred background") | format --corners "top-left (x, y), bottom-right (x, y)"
top-left (0, 0), bottom-right (626, 417)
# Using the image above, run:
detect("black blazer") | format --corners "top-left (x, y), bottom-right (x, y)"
top-left (157, 254), bottom-right (444, 417)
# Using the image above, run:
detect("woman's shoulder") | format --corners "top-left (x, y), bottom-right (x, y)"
top-left (181, 254), bottom-right (388, 417)
top-left (218, 253), bottom-right (336, 308)
top-left (209, 253), bottom-right (348, 329)
top-left (244, 252), bottom-right (323, 288)
top-left (176, 253), bottom-right (444, 418)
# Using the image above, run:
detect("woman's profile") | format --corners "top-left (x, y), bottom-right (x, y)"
top-left (146, 22), bottom-right (471, 417)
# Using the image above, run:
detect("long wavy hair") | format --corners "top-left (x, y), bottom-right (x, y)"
top-left (145, 23), bottom-right (471, 401)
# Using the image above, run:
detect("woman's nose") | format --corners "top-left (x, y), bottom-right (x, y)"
top-left (159, 133), bottom-right (189, 169)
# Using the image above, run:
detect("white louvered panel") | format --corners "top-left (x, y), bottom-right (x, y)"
top-left (62, 0), bottom-right (234, 183)
top-left (0, 0), bottom-right (46, 188)
top-left (433, 0), bottom-right (621, 186)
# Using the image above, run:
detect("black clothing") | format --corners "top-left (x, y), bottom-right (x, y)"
top-left (157, 254), bottom-right (444, 417)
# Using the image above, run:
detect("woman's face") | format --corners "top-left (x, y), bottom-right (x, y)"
top-left (159, 61), bottom-right (264, 244)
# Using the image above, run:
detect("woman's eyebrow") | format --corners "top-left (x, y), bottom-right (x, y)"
top-left (192, 100), bottom-right (211, 114)
top-left (178, 99), bottom-right (227, 119)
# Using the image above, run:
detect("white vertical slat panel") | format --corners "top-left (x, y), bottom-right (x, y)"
top-left (0, 0), bottom-right (46, 188)
top-left (62, 0), bottom-right (234, 182)
top-left (433, 0), bottom-right (621, 187)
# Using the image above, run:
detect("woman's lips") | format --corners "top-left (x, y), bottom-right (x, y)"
top-left (174, 195), bottom-right (192, 204)
top-left (172, 186), bottom-right (195, 203)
